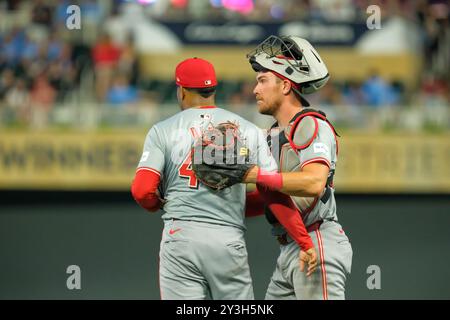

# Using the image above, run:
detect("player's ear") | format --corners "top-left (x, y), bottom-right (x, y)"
top-left (181, 86), bottom-right (189, 100)
top-left (282, 80), bottom-right (291, 95)
top-left (178, 86), bottom-right (185, 101)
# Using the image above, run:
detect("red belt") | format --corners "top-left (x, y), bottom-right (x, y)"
top-left (276, 220), bottom-right (323, 245)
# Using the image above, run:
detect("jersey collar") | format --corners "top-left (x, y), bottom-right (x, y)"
top-left (197, 105), bottom-right (217, 109)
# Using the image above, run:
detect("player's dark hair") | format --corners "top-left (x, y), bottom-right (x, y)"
top-left (185, 86), bottom-right (216, 98)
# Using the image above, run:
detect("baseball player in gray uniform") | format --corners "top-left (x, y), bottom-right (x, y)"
top-left (242, 36), bottom-right (353, 299)
top-left (131, 57), bottom-right (279, 300)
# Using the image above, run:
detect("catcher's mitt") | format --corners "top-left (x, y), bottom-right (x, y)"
top-left (191, 121), bottom-right (254, 190)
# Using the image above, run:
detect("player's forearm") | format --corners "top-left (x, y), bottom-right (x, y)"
top-left (257, 186), bottom-right (314, 251)
top-left (279, 172), bottom-right (324, 197)
top-left (244, 167), bottom-right (325, 197)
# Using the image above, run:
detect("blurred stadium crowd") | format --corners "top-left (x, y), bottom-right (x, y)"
top-left (0, 0), bottom-right (449, 130)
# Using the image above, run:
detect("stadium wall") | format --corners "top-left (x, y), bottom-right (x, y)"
top-left (0, 192), bottom-right (449, 299)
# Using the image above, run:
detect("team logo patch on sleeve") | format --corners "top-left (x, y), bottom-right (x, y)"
top-left (140, 151), bottom-right (150, 162)
top-left (313, 142), bottom-right (329, 154)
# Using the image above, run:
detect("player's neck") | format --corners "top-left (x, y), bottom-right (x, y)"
top-left (274, 102), bottom-right (303, 128)
top-left (184, 97), bottom-right (216, 109)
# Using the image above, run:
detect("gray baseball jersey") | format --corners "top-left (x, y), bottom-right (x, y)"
top-left (137, 106), bottom-right (277, 299)
top-left (265, 110), bottom-right (353, 300)
top-left (138, 106), bottom-right (277, 229)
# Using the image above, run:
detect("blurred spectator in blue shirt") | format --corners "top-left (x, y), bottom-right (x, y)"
top-left (362, 72), bottom-right (397, 107)
top-left (81, 0), bottom-right (104, 22)
top-left (55, 0), bottom-right (71, 26)
top-left (2, 28), bottom-right (26, 66)
top-left (106, 74), bottom-right (138, 106)
top-left (22, 37), bottom-right (39, 61)
top-left (47, 31), bottom-right (63, 61)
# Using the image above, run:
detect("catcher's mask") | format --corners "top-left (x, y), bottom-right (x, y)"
top-left (247, 35), bottom-right (330, 105)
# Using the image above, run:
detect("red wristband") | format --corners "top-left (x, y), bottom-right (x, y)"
top-left (256, 168), bottom-right (283, 191)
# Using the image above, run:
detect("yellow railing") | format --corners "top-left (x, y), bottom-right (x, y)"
top-left (1, 131), bottom-right (449, 192)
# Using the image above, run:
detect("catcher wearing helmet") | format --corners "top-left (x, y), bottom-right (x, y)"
top-left (194, 35), bottom-right (353, 299)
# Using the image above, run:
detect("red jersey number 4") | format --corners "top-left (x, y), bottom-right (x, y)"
top-left (179, 151), bottom-right (198, 189)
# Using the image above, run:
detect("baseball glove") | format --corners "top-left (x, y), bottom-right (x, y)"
top-left (191, 121), bottom-right (254, 190)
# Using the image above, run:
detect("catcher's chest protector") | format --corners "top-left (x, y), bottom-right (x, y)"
top-left (266, 109), bottom-right (337, 223)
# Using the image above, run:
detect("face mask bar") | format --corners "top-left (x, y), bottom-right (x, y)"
top-left (246, 35), bottom-right (311, 76)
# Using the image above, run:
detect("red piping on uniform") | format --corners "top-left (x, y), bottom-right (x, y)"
top-left (136, 167), bottom-right (161, 176)
top-left (301, 157), bottom-right (331, 169)
top-left (315, 230), bottom-right (328, 300)
top-left (198, 105), bottom-right (216, 109)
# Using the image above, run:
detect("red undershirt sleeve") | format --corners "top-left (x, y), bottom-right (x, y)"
top-left (257, 185), bottom-right (314, 251)
top-left (131, 169), bottom-right (162, 212)
top-left (245, 190), bottom-right (265, 217)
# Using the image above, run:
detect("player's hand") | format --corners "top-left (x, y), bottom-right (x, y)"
top-left (243, 166), bottom-right (258, 184)
top-left (156, 189), bottom-right (166, 207)
top-left (299, 247), bottom-right (318, 277)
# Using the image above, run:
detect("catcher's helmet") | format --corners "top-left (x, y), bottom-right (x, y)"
top-left (247, 35), bottom-right (330, 95)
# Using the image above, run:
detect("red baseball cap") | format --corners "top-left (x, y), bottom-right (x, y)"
top-left (175, 57), bottom-right (217, 88)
